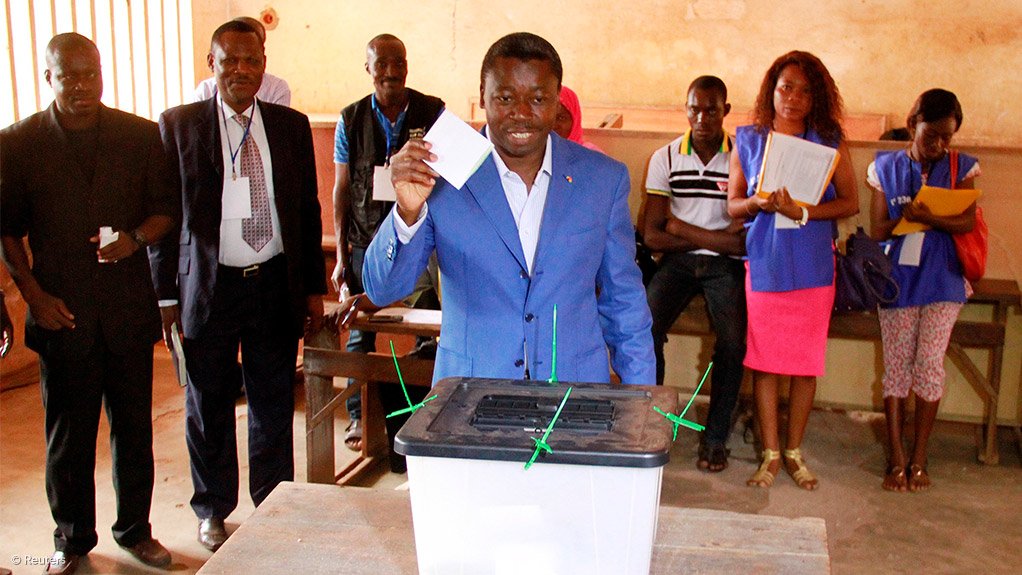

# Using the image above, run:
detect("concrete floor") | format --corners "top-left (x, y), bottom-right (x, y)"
top-left (1, 347), bottom-right (1020, 574)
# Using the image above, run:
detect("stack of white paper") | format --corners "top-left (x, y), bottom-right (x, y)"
top-left (756, 131), bottom-right (839, 206)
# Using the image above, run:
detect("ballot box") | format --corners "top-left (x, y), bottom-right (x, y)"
top-left (394, 377), bottom-right (680, 575)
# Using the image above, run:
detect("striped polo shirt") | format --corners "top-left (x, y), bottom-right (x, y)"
top-left (645, 129), bottom-right (734, 256)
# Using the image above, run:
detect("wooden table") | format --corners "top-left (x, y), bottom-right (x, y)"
top-left (304, 307), bottom-right (440, 484)
top-left (197, 481), bottom-right (830, 574)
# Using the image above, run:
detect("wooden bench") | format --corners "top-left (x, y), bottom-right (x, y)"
top-left (666, 278), bottom-right (1020, 464)
top-left (303, 308), bottom-right (440, 484)
top-left (197, 481), bottom-right (831, 574)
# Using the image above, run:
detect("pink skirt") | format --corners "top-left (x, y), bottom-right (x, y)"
top-left (744, 263), bottom-right (835, 377)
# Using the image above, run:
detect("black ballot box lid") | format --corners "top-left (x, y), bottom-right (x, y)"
top-left (394, 377), bottom-right (681, 468)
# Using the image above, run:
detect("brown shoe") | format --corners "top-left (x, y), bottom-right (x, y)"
top-left (198, 517), bottom-right (228, 552)
top-left (122, 537), bottom-right (171, 567)
top-left (44, 551), bottom-right (80, 575)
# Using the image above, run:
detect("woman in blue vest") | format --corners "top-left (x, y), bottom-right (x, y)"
top-left (867, 89), bottom-right (979, 492)
top-left (727, 51), bottom-right (859, 490)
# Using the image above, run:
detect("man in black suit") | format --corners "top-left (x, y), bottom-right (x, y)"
top-left (1, 33), bottom-right (175, 574)
top-left (152, 20), bottom-right (326, 552)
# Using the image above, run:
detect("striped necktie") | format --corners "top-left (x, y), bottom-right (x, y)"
top-left (235, 113), bottom-right (273, 252)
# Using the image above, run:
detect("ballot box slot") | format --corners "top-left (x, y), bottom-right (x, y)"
top-left (470, 394), bottom-right (614, 432)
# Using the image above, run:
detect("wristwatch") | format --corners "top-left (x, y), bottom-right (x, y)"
top-left (129, 228), bottom-right (149, 249)
top-left (797, 206), bottom-right (810, 226)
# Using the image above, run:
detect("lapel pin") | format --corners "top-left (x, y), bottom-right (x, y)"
top-left (564, 175), bottom-right (573, 184)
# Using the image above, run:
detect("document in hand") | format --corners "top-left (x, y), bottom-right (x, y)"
top-left (756, 131), bottom-right (840, 206)
top-left (890, 186), bottom-right (981, 236)
top-left (423, 109), bottom-right (494, 189)
top-left (169, 323), bottom-right (188, 387)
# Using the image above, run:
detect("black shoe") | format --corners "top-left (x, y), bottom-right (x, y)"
top-left (197, 517), bottom-right (228, 552)
top-left (122, 537), bottom-right (172, 567)
top-left (44, 551), bottom-right (80, 575)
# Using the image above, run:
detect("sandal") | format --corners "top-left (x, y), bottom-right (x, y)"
top-left (908, 464), bottom-right (931, 492)
top-left (344, 419), bottom-right (363, 452)
top-left (783, 448), bottom-right (819, 491)
top-left (747, 448), bottom-right (780, 487)
top-left (697, 444), bottom-right (730, 473)
top-left (882, 464), bottom-right (908, 492)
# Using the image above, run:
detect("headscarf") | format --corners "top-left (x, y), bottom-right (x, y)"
top-left (559, 86), bottom-right (585, 144)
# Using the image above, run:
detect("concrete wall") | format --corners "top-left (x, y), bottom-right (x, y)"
top-left (193, 0), bottom-right (1022, 147)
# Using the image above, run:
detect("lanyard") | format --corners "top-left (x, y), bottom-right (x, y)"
top-left (381, 115), bottom-right (400, 166)
top-left (372, 95), bottom-right (403, 166)
top-left (222, 102), bottom-right (254, 180)
top-left (383, 127), bottom-right (394, 166)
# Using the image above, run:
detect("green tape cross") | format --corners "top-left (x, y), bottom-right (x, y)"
top-left (653, 361), bottom-right (713, 441)
top-left (385, 340), bottom-right (438, 419)
top-left (386, 395), bottom-right (439, 417)
top-left (653, 406), bottom-right (705, 440)
top-left (525, 386), bottom-right (573, 470)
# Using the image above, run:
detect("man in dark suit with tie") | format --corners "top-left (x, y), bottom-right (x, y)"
top-left (152, 19), bottom-right (326, 552)
top-left (1, 33), bottom-right (175, 574)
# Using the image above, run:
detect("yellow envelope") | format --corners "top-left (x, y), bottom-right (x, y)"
top-left (890, 185), bottom-right (981, 236)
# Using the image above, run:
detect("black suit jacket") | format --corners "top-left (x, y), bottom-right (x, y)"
top-left (0, 104), bottom-right (175, 354)
top-left (152, 98), bottom-right (326, 337)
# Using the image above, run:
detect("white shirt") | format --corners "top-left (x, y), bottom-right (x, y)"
top-left (158, 96), bottom-right (286, 307)
top-left (395, 134), bottom-right (554, 274)
top-left (193, 73), bottom-right (292, 107)
top-left (645, 130), bottom-right (734, 256)
top-left (216, 96), bottom-right (284, 267)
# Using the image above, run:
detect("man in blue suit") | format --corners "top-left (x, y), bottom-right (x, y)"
top-left (363, 32), bottom-right (654, 385)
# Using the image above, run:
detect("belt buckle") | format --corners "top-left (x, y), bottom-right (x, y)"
top-left (242, 264), bottom-right (260, 278)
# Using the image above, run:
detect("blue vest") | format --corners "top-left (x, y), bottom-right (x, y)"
top-left (736, 126), bottom-right (837, 292)
top-left (874, 149), bottom-right (977, 308)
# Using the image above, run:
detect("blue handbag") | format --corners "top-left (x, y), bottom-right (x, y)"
top-left (833, 227), bottom-right (900, 312)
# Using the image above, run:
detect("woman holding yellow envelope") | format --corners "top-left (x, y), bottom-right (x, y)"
top-left (867, 88), bottom-right (980, 493)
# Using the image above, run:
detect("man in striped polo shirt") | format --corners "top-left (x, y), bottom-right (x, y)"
top-left (643, 76), bottom-right (747, 473)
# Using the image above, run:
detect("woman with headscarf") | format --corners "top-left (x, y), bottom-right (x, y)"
top-left (554, 85), bottom-right (603, 152)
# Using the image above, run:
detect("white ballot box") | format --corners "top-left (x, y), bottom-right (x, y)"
top-left (394, 378), bottom-right (680, 575)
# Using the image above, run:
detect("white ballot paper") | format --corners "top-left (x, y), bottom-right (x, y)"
top-left (756, 131), bottom-right (839, 206)
top-left (98, 226), bottom-right (119, 263)
top-left (422, 109), bottom-right (493, 190)
top-left (99, 226), bottom-right (118, 248)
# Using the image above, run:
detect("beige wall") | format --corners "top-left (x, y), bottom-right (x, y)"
top-left (195, 0), bottom-right (1022, 146)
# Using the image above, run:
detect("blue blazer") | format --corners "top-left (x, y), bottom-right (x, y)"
top-left (363, 135), bottom-right (655, 385)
